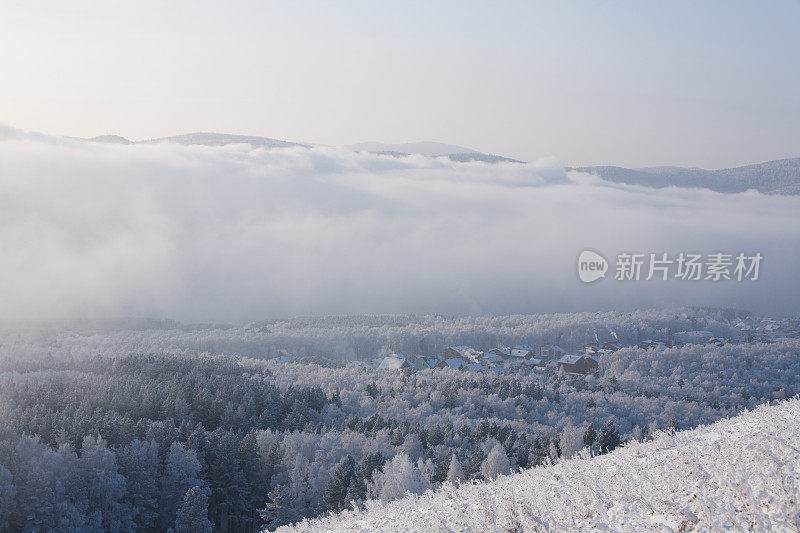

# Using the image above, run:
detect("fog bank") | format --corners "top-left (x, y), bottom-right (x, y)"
top-left (1, 127), bottom-right (798, 322)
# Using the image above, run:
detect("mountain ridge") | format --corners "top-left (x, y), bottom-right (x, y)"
top-left (571, 157), bottom-right (800, 195)
top-left (71, 131), bottom-right (799, 193)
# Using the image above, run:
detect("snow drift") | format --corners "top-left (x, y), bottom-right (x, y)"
top-left (282, 398), bottom-right (800, 532)
top-left (1, 125), bottom-right (800, 322)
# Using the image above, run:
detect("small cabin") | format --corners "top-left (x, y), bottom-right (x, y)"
top-left (557, 355), bottom-right (599, 374)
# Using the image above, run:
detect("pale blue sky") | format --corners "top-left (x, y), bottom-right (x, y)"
top-left (1, 1), bottom-right (798, 167)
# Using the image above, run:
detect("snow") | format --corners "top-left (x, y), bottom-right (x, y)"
top-left (280, 399), bottom-right (800, 532)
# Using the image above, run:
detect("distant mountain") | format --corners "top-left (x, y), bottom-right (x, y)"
top-left (73, 133), bottom-right (522, 163)
top-left (347, 141), bottom-right (479, 156)
top-left (84, 135), bottom-right (134, 145)
top-left (70, 131), bottom-right (798, 188)
top-left (349, 141), bottom-right (522, 163)
top-left (572, 158), bottom-right (800, 195)
top-left (141, 132), bottom-right (306, 149)
top-left (444, 152), bottom-right (523, 164)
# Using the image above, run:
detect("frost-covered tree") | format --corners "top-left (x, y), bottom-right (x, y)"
top-left (160, 442), bottom-right (205, 530)
top-left (174, 486), bottom-right (213, 533)
top-left (481, 443), bottom-right (511, 480)
top-left (117, 439), bottom-right (159, 530)
top-left (260, 484), bottom-right (299, 530)
top-left (0, 465), bottom-right (14, 531)
top-left (445, 454), bottom-right (464, 485)
top-left (583, 423), bottom-right (597, 449)
top-left (323, 455), bottom-right (356, 512)
top-left (597, 421), bottom-right (621, 454)
top-left (559, 425), bottom-right (586, 459)
top-left (370, 453), bottom-right (426, 502)
top-left (78, 435), bottom-right (130, 531)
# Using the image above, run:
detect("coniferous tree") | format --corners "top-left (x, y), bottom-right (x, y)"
top-left (323, 455), bottom-right (356, 512)
top-left (583, 423), bottom-right (597, 448)
top-left (597, 421), bottom-right (621, 454)
top-left (174, 486), bottom-right (213, 533)
top-left (445, 454), bottom-right (464, 485)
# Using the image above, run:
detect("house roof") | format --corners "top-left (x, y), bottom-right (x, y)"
top-left (543, 345), bottom-right (566, 353)
top-left (480, 351), bottom-right (504, 363)
top-left (378, 356), bottom-right (410, 370)
top-left (557, 354), bottom-right (585, 365)
top-left (447, 345), bottom-right (471, 353)
top-left (413, 356), bottom-right (433, 369)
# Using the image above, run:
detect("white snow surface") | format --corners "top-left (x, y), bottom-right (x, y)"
top-left (280, 399), bottom-right (800, 532)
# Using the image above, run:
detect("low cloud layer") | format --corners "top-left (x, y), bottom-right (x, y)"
top-left (1, 126), bottom-right (798, 322)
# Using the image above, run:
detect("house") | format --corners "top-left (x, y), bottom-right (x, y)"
top-left (638, 339), bottom-right (672, 350)
top-left (443, 345), bottom-right (480, 363)
top-left (584, 341), bottom-right (621, 355)
top-left (479, 350), bottom-right (506, 365)
top-left (510, 345), bottom-right (536, 359)
top-left (673, 330), bottom-right (714, 346)
top-left (412, 355), bottom-right (437, 370)
top-left (540, 344), bottom-right (566, 360)
top-left (378, 355), bottom-right (412, 370)
top-left (583, 343), bottom-right (600, 355)
top-left (486, 347), bottom-right (512, 360)
top-left (557, 354), bottom-right (599, 374)
top-left (435, 358), bottom-right (466, 370)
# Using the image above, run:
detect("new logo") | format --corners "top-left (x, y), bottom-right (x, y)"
top-left (578, 250), bottom-right (608, 283)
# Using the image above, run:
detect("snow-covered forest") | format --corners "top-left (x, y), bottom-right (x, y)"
top-left (0, 308), bottom-right (797, 530)
top-left (284, 397), bottom-right (800, 531)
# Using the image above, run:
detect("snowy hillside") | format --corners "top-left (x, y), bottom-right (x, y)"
top-left (283, 399), bottom-right (800, 532)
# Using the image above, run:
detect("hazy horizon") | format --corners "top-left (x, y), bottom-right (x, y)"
top-left (6, 122), bottom-right (800, 171)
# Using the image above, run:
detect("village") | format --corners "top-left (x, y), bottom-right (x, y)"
top-left (367, 342), bottom-right (615, 375)
top-left (359, 315), bottom-right (800, 376)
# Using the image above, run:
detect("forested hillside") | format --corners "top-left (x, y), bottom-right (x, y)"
top-left (284, 398), bottom-right (800, 531)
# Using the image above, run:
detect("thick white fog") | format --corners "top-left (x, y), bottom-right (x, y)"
top-left (1, 126), bottom-right (798, 322)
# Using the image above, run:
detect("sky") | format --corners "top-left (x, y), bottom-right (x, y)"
top-left (1, 1), bottom-right (798, 168)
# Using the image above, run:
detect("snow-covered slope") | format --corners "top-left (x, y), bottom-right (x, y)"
top-left (282, 399), bottom-right (800, 532)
